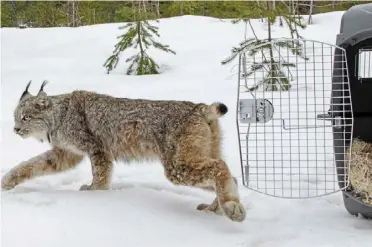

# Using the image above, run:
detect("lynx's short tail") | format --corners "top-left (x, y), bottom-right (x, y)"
top-left (198, 102), bottom-right (228, 121)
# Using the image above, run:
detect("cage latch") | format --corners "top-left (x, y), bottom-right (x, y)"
top-left (317, 112), bottom-right (343, 129)
top-left (316, 113), bottom-right (332, 121)
top-left (239, 99), bottom-right (274, 124)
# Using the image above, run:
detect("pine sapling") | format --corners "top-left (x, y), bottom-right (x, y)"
top-left (222, 2), bottom-right (309, 92)
top-left (103, 6), bottom-right (175, 75)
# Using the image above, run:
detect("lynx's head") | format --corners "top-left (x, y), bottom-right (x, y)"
top-left (13, 80), bottom-right (53, 142)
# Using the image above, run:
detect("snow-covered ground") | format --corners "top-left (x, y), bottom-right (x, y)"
top-left (1, 11), bottom-right (371, 247)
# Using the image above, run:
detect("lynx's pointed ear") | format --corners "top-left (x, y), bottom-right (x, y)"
top-left (35, 95), bottom-right (51, 110)
top-left (20, 80), bottom-right (32, 101)
top-left (35, 80), bottom-right (51, 109)
top-left (37, 80), bottom-right (48, 97)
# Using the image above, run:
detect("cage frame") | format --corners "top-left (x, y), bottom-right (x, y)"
top-left (235, 37), bottom-right (353, 199)
top-left (235, 2), bottom-right (372, 219)
top-left (333, 2), bottom-right (372, 218)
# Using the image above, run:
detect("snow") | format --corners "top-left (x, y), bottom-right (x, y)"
top-left (1, 11), bottom-right (372, 247)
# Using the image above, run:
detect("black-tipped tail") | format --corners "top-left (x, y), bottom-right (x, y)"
top-left (217, 103), bottom-right (228, 116)
top-left (204, 102), bottom-right (228, 120)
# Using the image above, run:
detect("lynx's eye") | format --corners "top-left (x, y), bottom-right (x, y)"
top-left (22, 115), bottom-right (31, 121)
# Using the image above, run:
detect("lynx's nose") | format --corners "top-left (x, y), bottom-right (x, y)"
top-left (14, 127), bottom-right (21, 133)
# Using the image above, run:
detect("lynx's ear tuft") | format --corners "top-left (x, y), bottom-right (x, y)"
top-left (20, 80), bottom-right (33, 101)
top-left (37, 80), bottom-right (49, 97)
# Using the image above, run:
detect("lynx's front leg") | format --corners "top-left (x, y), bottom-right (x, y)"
top-left (80, 151), bottom-right (113, 191)
top-left (1, 148), bottom-right (84, 190)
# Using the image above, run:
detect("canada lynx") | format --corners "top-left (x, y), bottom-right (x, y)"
top-left (1, 80), bottom-right (246, 222)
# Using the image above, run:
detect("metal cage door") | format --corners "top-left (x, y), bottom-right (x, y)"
top-left (236, 38), bottom-right (353, 198)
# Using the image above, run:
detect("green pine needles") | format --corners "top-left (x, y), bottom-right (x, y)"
top-left (104, 6), bottom-right (175, 75)
top-left (222, 37), bottom-right (308, 92)
top-left (222, 2), bottom-right (309, 92)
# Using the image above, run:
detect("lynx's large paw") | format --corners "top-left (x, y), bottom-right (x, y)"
top-left (1, 173), bottom-right (19, 190)
top-left (221, 201), bottom-right (246, 222)
top-left (79, 184), bottom-right (92, 191)
top-left (197, 202), bottom-right (223, 216)
top-left (79, 183), bottom-right (109, 191)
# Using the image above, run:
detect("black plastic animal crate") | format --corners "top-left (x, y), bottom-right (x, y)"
top-left (331, 3), bottom-right (372, 218)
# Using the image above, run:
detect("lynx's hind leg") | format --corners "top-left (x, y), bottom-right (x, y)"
top-left (196, 159), bottom-right (244, 222)
top-left (208, 119), bottom-right (222, 160)
top-left (166, 157), bottom-right (245, 222)
top-left (197, 177), bottom-right (238, 216)
top-left (197, 197), bottom-right (224, 216)
top-left (168, 116), bottom-right (246, 222)
top-left (198, 120), bottom-right (237, 217)
top-left (1, 148), bottom-right (84, 190)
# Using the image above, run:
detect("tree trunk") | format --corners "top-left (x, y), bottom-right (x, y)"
top-left (156, 0), bottom-right (160, 18)
top-left (11, 0), bottom-right (17, 26)
top-left (71, 1), bottom-right (75, 27)
top-left (286, 0), bottom-right (291, 12)
top-left (142, 0), bottom-right (147, 14)
top-left (137, 21), bottom-right (145, 74)
top-left (267, 1), bottom-right (275, 90)
top-left (333, 0), bottom-right (337, 11)
top-left (257, 0), bottom-right (263, 22)
top-left (308, 0), bottom-right (314, 24)
top-left (93, 8), bottom-right (96, 24)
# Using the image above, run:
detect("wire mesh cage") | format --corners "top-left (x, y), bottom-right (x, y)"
top-left (236, 38), bottom-right (353, 198)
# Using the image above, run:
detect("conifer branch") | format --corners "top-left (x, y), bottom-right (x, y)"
top-left (103, 3), bottom-right (175, 75)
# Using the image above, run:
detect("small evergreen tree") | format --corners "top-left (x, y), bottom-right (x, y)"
top-left (103, 2), bottom-right (175, 75)
top-left (222, 2), bottom-right (308, 92)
